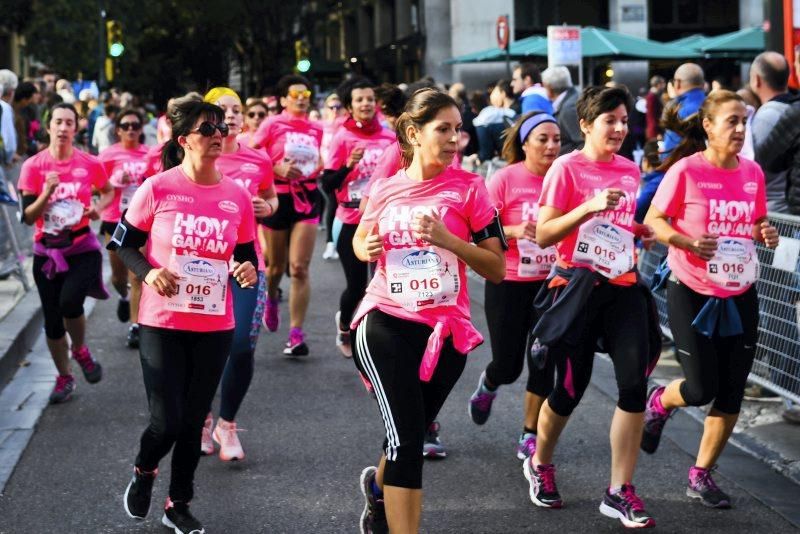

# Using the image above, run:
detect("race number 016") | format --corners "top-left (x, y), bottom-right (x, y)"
top-left (409, 277), bottom-right (440, 291)
top-left (176, 284), bottom-right (212, 296)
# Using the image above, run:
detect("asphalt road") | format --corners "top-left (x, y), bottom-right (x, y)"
top-left (0, 236), bottom-right (797, 533)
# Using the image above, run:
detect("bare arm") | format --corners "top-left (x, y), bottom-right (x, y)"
top-left (644, 204), bottom-right (718, 261)
top-left (536, 188), bottom-right (626, 249)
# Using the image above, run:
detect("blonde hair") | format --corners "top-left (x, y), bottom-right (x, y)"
top-left (203, 87), bottom-right (241, 105)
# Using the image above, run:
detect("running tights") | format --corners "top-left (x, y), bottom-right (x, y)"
top-left (136, 326), bottom-right (232, 502)
top-left (353, 310), bottom-right (466, 489)
top-left (336, 222), bottom-right (368, 327)
top-left (667, 280), bottom-right (759, 414)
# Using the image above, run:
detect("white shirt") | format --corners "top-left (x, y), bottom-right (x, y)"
top-left (0, 99), bottom-right (17, 160)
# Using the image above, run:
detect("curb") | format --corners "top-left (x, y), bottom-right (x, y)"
top-left (0, 286), bottom-right (43, 389)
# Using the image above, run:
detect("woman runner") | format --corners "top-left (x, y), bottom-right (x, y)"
top-left (250, 74), bottom-right (323, 356)
top-left (642, 90), bottom-right (779, 508)
top-left (526, 86), bottom-right (659, 528)
top-left (19, 102), bottom-right (113, 404)
top-left (200, 87), bottom-right (278, 462)
top-left (114, 98), bottom-right (257, 533)
top-left (351, 88), bottom-right (505, 534)
top-left (467, 111), bottom-right (561, 462)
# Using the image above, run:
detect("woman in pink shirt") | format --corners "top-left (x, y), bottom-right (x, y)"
top-left (200, 87), bottom-right (278, 463)
top-left (112, 98), bottom-right (257, 533)
top-left (250, 74), bottom-right (323, 356)
top-left (467, 111), bottom-right (561, 460)
top-left (237, 100), bottom-right (268, 148)
top-left (643, 90), bottom-right (779, 508)
top-left (18, 102), bottom-right (114, 404)
top-left (98, 108), bottom-right (150, 347)
top-left (351, 88), bottom-right (505, 533)
top-left (320, 93), bottom-right (346, 260)
top-left (529, 86), bottom-right (658, 528)
top-left (321, 77), bottom-right (395, 358)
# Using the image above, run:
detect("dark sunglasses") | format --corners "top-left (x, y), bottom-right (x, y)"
top-left (327, 104), bottom-right (342, 110)
top-left (248, 111), bottom-right (267, 119)
top-left (191, 121), bottom-right (229, 137)
top-left (119, 122), bottom-right (141, 131)
top-left (267, 106), bottom-right (279, 112)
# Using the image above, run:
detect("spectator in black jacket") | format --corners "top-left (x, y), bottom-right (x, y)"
top-left (542, 66), bottom-right (581, 155)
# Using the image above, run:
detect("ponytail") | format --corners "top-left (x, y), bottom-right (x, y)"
top-left (161, 139), bottom-right (184, 171)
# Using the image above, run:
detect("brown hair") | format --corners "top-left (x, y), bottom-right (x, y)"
top-left (657, 89), bottom-right (744, 172)
top-left (501, 111), bottom-right (554, 163)
top-left (395, 88), bottom-right (459, 165)
top-left (575, 85), bottom-right (632, 134)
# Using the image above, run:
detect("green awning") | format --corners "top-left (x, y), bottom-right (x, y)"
top-left (697, 27), bottom-right (765, 56)
top-left (666, 34), bottom-right (710, 49)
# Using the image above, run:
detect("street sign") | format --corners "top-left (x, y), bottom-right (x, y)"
top-left (496, 15), bottom-right (509, 51)
top-left (547, 26), bottom-right (582, 67)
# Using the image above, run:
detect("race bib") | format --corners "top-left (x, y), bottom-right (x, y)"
top-left (706, 237), bottom-right (759, 289)
top-left (385, 247), bottom-right (460, 312)
top-left (284, 141), bottom-right (319, 177)
top-left (167, 255), bottom-right (228, 315)
top-left (572, 218), bottom-right (635, 279)
top-left (517, 239), bottom-right (557, 279)
top-left (43, 199), bottom-right (84, 234)
top-left (120, 185), bottom-right (138, 211)
top-left (347, 177), bottom-right (369, 202)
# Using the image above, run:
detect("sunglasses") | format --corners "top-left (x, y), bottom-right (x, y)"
top-left (288, 89), bottom-right (312, 99)
top-left (267, 106), bottom-right (279, 112)
top-left (327, 104), bottom-right (342, 110)
top-left (119, 122), bottom-right (141, 131)
top-left (191, 121), bottom-right (229, 137)
top-left (248, 111), bottom-right (267, 119)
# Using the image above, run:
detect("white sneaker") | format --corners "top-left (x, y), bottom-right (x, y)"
top-left (213, 418), bottom-right (244, 461)
top-left (323, 242), bottom-right (336, 260)
top-left (200, 413), bottom-right (215, 455)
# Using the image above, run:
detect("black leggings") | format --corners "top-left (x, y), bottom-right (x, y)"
top-left (324, 190), bottom-right (338, 243)
top-left (484, 279), bottom-right (554, 396)
top-left (33, 250), bottom-right (101, 340)
top-left (336, 222), bottom-right (368, 326)
top-left (135, 326), bottom-right (233, 502)
top-left (353, 310), bottom-right (466, 489)
top-left (548, 283), bottom-right (650, 417)
top-left (667, 280), bottom-right (759, 414)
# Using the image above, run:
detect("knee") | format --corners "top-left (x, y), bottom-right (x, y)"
top-left (59, 295), bottom-right (84, 319)
top-left (383, 438), bottom-right (425, 489)
top-left (488, 360), bottom-right (524, 386)
top-left (547, 388), bottom-right (581, 417)
top-left (44, 318), bottom-right (65, 340)
top-left (290, 262), bottom-right (309, 281)
top-left (617, 383), bottom-right (647, 413)
top-left (680, 379), bottom-right (717, 407)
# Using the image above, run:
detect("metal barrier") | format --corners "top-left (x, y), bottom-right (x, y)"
top-left (639, 212), bottom-right (800, 405)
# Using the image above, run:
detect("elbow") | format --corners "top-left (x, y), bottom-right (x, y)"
top-left (535, 229), bottom-right (555, 249)
top-left (486, 255), bottom-right (506, 285)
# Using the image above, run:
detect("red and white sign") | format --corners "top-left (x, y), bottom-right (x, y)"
top-left (547, 25), bottom-right (582, 67)
top-left (496, 15), bottom-right (510, 51)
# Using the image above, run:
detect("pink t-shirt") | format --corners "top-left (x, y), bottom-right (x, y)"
top-left (125, 166), bottom-right (256, 332)
top-left (215, 144), bottom-right (274, 272)
top-left (320, 115), bottom-right (346, 163)
top-left (250, 111), bottom-right (323, 193)
top-left (652, 152), bottom-right (767, 298)
top-left (236, 131), bottom-right (253, 147)
top-left (488, 162), bottom-right (553, 282)
top-left (18, 149), bottom-right (108, 242)
top-left (98, 143), bottom-right (150, 222)
top-left (539, 150), bottom-right (640, 268)
top-left (326, 126), bottom-right (396, 224)
top-left (363, 142), bottom-right (462, 201)
top-left (351, 167), bottom-right (496, 355)
top-left (144, 142), bottom-right (165, 178)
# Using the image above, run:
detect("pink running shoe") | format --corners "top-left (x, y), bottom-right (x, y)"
top-left (72, 345), bottom-right (102, 384)
top-left (213, 418), bottom-right (244, 461)
top-left (283, 327), bottom-right (309, 356)
top-left (262, 297), bottom-right (280, 332)
top-left (49, 374), bottom-right (76, 404)
top-left (200, 413), bottom-right (215, 456)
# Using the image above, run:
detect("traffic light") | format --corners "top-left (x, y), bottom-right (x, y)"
top-left (295, 39), bottom-right (310, 73)
top-left (106, 20), bottom-right (124, 58)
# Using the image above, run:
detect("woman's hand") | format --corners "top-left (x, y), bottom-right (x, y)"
top-left (251, 196), bottom-right (269, 218)
top-left (347, 146), bottom-right (365, 168)
top-left (635, 223), bottom-right (656, 250)
top-left (44, 172), bottom-right (59, 197)
top-left (509, 221), bottom-right (537, 241)
top-left (412, 212), bottom-right (457, 250)
top-left (759, 221), bottom-right (780, 249)
top-left (274, 158), bottom-right (303, 180)
top-left (145, 267), bottom-right (180, 297)
top-left (364, 225), bottom-right (384, 262)
top-left (231, 261), bottom-right (258, 288)
top-left (83, 205), bottom-right (100, 221)
top-left (586, 188), bottom-right (625, 214)
top-left (686, 233), bottom-right (719, 261)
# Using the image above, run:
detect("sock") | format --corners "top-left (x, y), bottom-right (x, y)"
top-left (609, 485), bottom-right (624, 495)
top-left (370, 478), bottom-right (383, 498)
top-left (523, 427), bottom-right (537, 435)
top-left (482, 377), bottom-right (498, 392)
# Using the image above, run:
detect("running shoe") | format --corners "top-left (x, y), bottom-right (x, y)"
top-left (687, 466), bottom-right (731, 508)
top-left (359, 466), bottom-right (388, 534)
top-left (335, 311), bottom-right (353, 358)
top-left (213, 419), bottom-right (244, 461)
top-left (127, 324), bottom-right (140, 349)
top-left (323, 242), bottom-right (339, 260)
top-left (72, 345), bottom-right (102, 384)
top-left (468, 371), bottom-right (497, 425)
top-left (641, 385), bottom-right (673, 454)
top-left (516, 433), bottom-right (537, 460)
top-left (423, 421), bottom-right (447, 458)
top-left (124, 466), bottom-right (157, 520)
top-left (49, 374), bottom-right (76, 404)
top-left (117, 298), bottom-right (130, 322)
top-left (262, 297), bottom-right (280, 332)
top-left (200, 414), bottom-right (215, 456)
top-left (162, 497), bottom-right (205, 534)
top-left (522, 458), bottom-right (562, 508)
top-left (283, 327), bottom-right (309, 356)
top-left (599, 484), bottom-right (655, 528)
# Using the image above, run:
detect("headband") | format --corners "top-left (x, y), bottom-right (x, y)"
top-left (519, 113), bottom-right (557, 144)
top-left (203, 87), bottom-right (241, 105)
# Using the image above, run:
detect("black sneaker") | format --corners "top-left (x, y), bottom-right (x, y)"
top-left (127, 324), bottom-right (140, 349)
top-left (599, 484), bottom-right (655, 528)
top-left (117, 298), bottom-right (131, 322)
top-left (123, 466), bottom-right (157, 519)
top-left (162, 498), bottom-right (205, 534)
top-left (522, 458), bottom-right (562, 508)
top-left (359, 466), bottom-right (388, 534)
top-left (641, 385), bottom-right (673, 454)
top-left (687, 466), bottom-right (731, 508)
